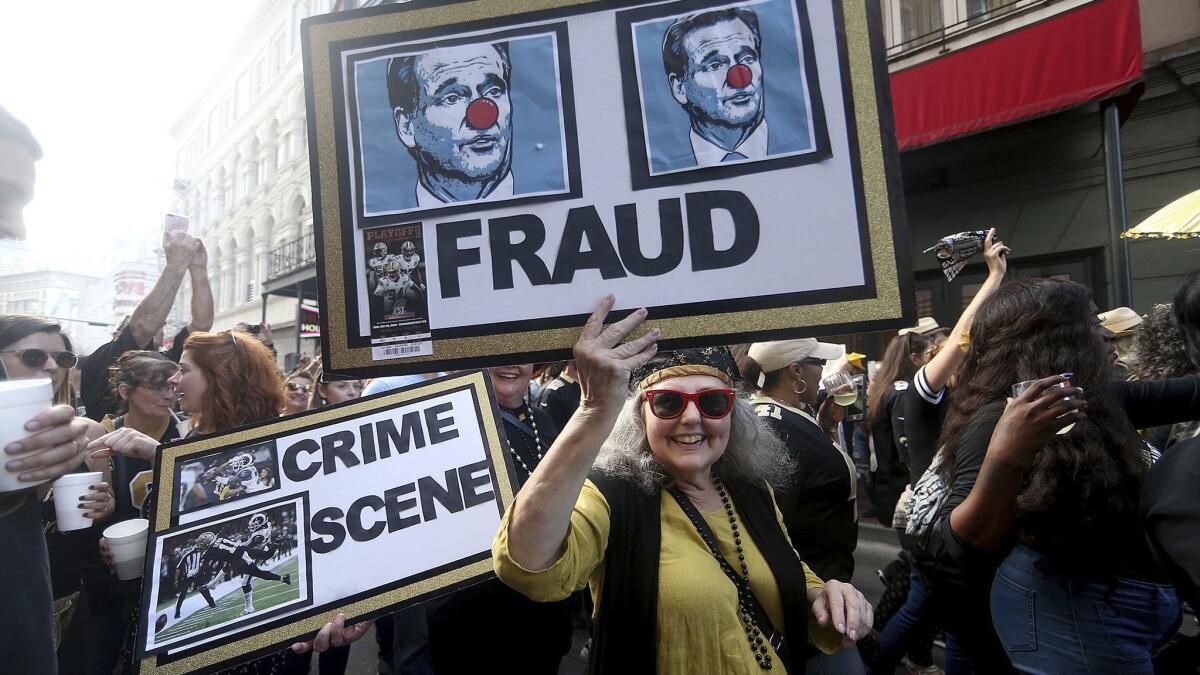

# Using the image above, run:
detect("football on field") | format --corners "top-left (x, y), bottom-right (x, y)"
top-left (155, 613), bottom-right (169, 633)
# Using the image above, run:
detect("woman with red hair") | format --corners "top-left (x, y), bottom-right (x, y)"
top-left (91, 332), bottom-right (358, 673)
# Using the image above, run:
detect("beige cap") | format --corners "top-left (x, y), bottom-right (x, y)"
top-left (1098, 307), bottom-right (1143, 335)
top-left (748, 339), bottom-right (845, 375)
top-left (898, 317), bottom-right (940, 336)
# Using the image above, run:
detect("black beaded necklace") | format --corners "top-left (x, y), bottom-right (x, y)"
top-left (670, 470), bottom-right (774, 670)
top-left (504, 400), bottom-right (544, 478)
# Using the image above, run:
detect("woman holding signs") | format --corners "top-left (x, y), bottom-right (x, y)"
top-left (494, 296), bottom-right (871, 673)
top-left (90, 331), bottom-right (364, 673)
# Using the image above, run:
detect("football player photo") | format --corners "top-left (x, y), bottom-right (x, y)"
top-left (619, 0), bottom-right (830, 187)
top-left (146, 500), bottom-right (310, 652)
top-left (174, 442), bottom-right (279, 515)
top-left (347, 27), bottom-right (578, 218)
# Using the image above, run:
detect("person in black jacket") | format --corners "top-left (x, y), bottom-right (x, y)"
top-left (864, 332), bottom-right (929, 527)
top-left (746, 338), bottom-right (867, 675)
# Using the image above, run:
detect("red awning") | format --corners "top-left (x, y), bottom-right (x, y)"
top-left (889, 0), bottom-right (1143, 151)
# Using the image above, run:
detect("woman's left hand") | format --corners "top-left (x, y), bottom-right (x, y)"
top-left (87, 427), bottom-right (159, 463)
top-left (290, 614), bottom-right (372, 654)
top-left (79, 481), bottom-right (115, 521)
top-left (809, 580), bottom-right (873, 645)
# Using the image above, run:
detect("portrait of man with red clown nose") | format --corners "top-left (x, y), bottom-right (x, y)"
top-left (387, 42), bottom-right (516, 208)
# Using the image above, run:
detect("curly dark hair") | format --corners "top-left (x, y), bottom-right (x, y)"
top-left (1132, 304), bottom-right (1195, 380)
top-left (937, 278), bottom-right (1144, 571)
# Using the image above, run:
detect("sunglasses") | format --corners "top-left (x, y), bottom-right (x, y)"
top-left (0, 349), bottom-right (79, 369)
top-left (286, 382), bottom-right (312, 393)
top-left (641, 388), bottom-right (736, 420)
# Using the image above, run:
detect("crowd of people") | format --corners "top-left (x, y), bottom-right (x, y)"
top-left (4, 95), bottom-right (1200, 675)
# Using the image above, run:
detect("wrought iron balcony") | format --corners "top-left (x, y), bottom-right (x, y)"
top-left (267, 233), bottom-right (316, 282)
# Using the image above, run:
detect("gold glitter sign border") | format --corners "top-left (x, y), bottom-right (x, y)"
top-left (136, 371), bottom-right (512, 674)
top-left (304, 0), bottom-right (912, 376)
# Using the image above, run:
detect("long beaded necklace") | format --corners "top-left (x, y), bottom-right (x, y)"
top-left (715, 472), bottom-right (774, 670)
top-left (505, 400), bottom-right (544, 479)
top-left (672, 470), bottom-right (773, 670)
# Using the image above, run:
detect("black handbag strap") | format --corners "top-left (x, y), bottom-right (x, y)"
top-left (667, 486), bottom-right (790, 666)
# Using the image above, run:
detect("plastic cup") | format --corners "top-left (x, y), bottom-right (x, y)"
top-left (104, 519), bottom-right (150, 580)
top-left (0, 379), bottom-right (53, 493)
top-left (1011, 379), bottom-right (1074, 435)
top-left (53, 471), bottom-right (102, 531)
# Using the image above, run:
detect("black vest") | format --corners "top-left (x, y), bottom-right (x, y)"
top-left (588, 472), bottom-right (815, 674)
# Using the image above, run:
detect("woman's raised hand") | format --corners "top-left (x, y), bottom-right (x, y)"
top-left (989, 374), bottom-right (1085, 465)
top-left (574, 295), bottom-right (660, 417)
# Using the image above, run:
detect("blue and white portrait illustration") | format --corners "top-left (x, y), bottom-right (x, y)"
top-left (622, 0), bottom-right (829, 184)
top-left (351, 31), bottom-right (574, 217)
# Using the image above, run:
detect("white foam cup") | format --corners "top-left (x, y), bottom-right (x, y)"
top-left (53, 471), bottom-right (102, 531)
top-left (104, 519), bottom-right (150, 580)
top-left (0, 379), bottom-right (53, 493)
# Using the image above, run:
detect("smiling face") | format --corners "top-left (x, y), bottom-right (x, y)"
top-left (284, 374), bottom-right (314, 411)
top-left (168, 351), bottom-right (208, 415)
top-left (490, 364), bottom-right (534, 409)
top-left (0, 330), bottom-right (67, 394)
top-left (671, 17), bottom-right (763, 130)
top-left (395, 44), bottom-right (513, 183)
top-left (642, 374), bottom-right (732, 482)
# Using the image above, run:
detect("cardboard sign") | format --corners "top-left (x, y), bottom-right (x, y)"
top-left (303, 0), bottom-right (913, 376)
top-left (135, 372), bottom-right (513, 674)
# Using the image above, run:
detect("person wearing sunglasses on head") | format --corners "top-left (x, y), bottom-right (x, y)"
top-left (745, 339), bottom-right (866, 674)
top-left (494, 297), bottom-right (872, 674)
top-left (282, 369), bottom-right (316, 416)
top-left (0, 314), bottom-right (112, 675)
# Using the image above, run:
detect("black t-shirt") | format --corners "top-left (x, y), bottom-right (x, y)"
top-left (0, 490), bottom-right (56, 672)
top-left (756, 399), bottom-right (858, 582)
top-left (534, 375), bottom-right (580, 434)
top-left (920, 375), bottom-right (1200, 591)
top-left (80, 325), bottom-right (189, 422)
top-left (1143, 439), bottom-right (1200, 607)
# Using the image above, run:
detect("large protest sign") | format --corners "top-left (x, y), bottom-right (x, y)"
top-left (135, 372), bottom-right (512, 674)
top-left (303, 0), bottom-right (912, 376)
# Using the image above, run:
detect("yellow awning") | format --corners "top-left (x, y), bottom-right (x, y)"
top-left (1123, 189), bottom-right (1200, 239)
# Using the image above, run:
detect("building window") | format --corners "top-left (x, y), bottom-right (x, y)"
top-left (915, 288), bottom-right (934, 317)
top-left (899, 0), bottom-right (943, 46)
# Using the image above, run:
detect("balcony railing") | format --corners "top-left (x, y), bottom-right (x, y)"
top-left (884, 0), bottom-right (1034, 58)
top-left (267, 233), bottom-right (316, 282)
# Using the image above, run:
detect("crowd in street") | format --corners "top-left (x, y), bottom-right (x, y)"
top-left (4, 96), bottom-right (1200, 675)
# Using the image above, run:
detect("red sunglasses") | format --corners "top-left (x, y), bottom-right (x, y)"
top-left (640, 388), bottom-right (736, 420)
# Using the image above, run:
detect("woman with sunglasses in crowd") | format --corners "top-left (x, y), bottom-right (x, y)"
top-left (922, 278), bottom-right (1200, 674)
top-left (495, 297), bottom-right (872, 673)
top-left (0, 314), bottom-right (112, 674)
top-left (282, 369), bottom-right (316, 416)
top-left (745, 338), bottom-right (866, 674)
top-left (92, 331), bottom-right (361, 673)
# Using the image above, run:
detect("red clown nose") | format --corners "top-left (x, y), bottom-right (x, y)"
top-left (726, 63), bottom-right (752, 89)
top-left (465, 98), bottom-right (500, 130)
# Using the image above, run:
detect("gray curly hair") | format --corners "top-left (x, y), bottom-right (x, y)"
top-left (593, 392), bottom-right (796, 494)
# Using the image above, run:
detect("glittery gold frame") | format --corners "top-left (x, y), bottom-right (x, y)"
top-left (136, 371), bottom-right (512, 674)
top-left (304, 0), bottom-right (912, 377)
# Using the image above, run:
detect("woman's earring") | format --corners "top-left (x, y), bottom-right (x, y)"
top-left (792, 379), bottom-right (807, 395)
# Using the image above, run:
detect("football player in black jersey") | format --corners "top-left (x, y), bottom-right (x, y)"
top-left (173, 532), bottom-right (220, 618)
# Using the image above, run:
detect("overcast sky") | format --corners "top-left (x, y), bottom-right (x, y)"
top-left (1, 1), bottom-right (259, 267)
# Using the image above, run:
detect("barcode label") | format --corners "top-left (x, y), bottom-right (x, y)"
top-left (371, 340), bottom-right (432, 361)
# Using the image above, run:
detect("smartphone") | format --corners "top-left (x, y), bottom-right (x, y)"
top-left (163, 213), bottom-right (190, 237)
top-left (846, 374), bottom-right (866, 422)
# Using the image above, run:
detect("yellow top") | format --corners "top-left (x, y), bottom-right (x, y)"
top-left (493, 479), bottom-right (844, 674)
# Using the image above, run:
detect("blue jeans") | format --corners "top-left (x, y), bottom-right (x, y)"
top-left (990, 545), bottom-right (1181, 675)
top-left (872, 571), bottom-right (973, 675)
